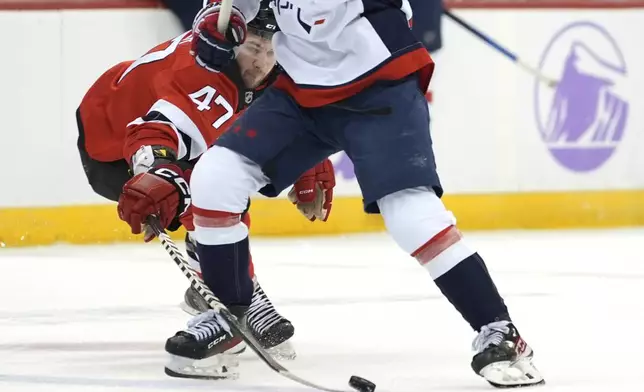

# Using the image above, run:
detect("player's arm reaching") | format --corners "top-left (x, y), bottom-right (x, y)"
top-left (116, 60), bottom-right (246, 239)
top-left (117, 104), bottom-right (200, 241)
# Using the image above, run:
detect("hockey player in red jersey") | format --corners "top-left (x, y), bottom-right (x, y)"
top-left (116, 0), bottom-right (545, 386)
top-left (78, 2), bottom-right (335, 367)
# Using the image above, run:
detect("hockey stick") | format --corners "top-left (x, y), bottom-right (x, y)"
top-left (443, 8), bottom-right (559, 89)
top-left (217, 0), bottom-right (233, 33)
top-left (147, 218), bottom-right (372, 392)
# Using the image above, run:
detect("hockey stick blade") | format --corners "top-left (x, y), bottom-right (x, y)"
top-left (147, 218), bottom-right (366, 392)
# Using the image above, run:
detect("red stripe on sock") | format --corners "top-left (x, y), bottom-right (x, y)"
top-left (411, 226), bottom-right (463, 265)
top-left (193, 207), bottom-right (241, 228)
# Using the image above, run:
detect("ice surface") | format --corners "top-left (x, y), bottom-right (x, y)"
top-left (1, 229), bottom-right (644, 392)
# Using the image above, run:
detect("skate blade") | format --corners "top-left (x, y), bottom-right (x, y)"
top-left (180, 300), bottom-right (211, 316)
top-left (225, 341), bottom-right (247, 355)
top-left (481, 358), bottom-right (545, 388)
top-left (266, 340), bottom-right (297, 360)
top-left (179, 301), bottom-right (201, 316)
top-left (165, 353), bottom-right (240, 380)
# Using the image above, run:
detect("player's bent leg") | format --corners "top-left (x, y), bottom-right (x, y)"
top-left (332, 75), bottom-right (542, 388)
top-left (191, 145), bottom-right (268, 306)
top-left (165, 146), bottom-right (268, 379)
top-left (168, 87), bottom-right (316, 375)
top-left (377, 188), bottom-right (544, 388)
top-left (193, 147), bottom-right (296, 357)
top-left (180, 229), bottom-right (296, 359)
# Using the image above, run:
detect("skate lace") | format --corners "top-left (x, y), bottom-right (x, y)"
top-left (472, 320), bottom-right (510, 352)
top-left (247, 284), bottom-right (283, 335)
top-left (185, 310), bottom-right (232, 342)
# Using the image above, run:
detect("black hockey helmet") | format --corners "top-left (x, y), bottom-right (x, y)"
top-left (247, 0), bottom-right (279, 39)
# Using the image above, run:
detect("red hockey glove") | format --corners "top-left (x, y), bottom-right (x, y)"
top-left (118, 164), bottom-right (192, 241)
top-left (191, 2), bottom-right (247, 72)
top-left (287, 159), bottom-right (335, 222)
top-left (179, 205), bottom-right (195, 232)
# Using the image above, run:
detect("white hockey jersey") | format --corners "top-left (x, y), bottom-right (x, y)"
top-left (233, 0), bottom-right (434, 107)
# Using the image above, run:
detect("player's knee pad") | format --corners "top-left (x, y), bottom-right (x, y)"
top-left (191, 146), bottom-right (268, 245)
top-left (191, 146), bottom-right (269, 212)
top-left (377, 186), bottom-right (475, 279)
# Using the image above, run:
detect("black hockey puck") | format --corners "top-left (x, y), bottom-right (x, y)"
top-left (349, 375), bottom-right (376, 392)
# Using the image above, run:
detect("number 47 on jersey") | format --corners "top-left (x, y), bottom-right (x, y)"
top-left (189, 86), bottom-right (234, 130)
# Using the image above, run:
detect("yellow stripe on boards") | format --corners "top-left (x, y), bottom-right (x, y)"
top-left (1, 190), bottom-right (643, 247)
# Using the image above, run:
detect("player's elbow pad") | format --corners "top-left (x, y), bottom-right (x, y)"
top-left (130, 145), bottom-right (178, 176)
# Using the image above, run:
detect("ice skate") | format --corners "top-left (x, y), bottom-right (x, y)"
top-left (246, 282), bottom-right (296, 360)
top-left (164, 309), bottom-right (247, 380)
top-left (181, 278), bottom-right (296, 359)
top-left (471, 320), bottom-right (545, 388)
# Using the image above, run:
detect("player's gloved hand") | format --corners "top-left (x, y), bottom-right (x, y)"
top-left (118, 164), bottom-right (192, 242)
top-left (288, 159), bottom-right (335, 222)
top-left (191, 2), bottom-right (248, 72)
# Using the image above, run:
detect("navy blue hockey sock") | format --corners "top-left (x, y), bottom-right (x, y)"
top-left (434, 252), bottom-right (510, 331)
top-left (196, 236), bottom-right (253, 307)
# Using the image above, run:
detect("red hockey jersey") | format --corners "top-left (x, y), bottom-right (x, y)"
top-left (79, 31), bottom-right (258, 164)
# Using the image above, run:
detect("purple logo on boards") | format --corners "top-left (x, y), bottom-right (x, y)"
top-left (534, 22), bottom-right (628, 172)
top-left (333, 152), bottom-right (356, 180)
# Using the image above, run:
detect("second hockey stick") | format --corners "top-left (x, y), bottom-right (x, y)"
top-left (443, 8), bottom-right (559, 89)
top-left (147, 218), bottom-right (375, 392)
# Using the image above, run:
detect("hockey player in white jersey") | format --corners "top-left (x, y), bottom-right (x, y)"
top-left (119, 0), bottom-right (544, 386)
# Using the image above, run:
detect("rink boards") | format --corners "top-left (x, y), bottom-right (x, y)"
top-left (1, 2), bottom-right (644, 246)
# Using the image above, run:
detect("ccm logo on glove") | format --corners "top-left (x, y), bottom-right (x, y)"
top-left (288, 159), bottom-right (335, 222)
top-left (118, 164), bottom-right (192, 240)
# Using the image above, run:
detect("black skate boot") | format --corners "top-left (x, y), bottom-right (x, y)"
top-left (164, 308), bottom-right (247, 380)
top-left (181, 276), bottom-right (297, 359)
top-left (247, 282), bottom-right (296, 359)
top-left (471, 321), bottom-right (544, 388)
